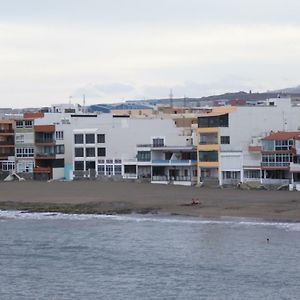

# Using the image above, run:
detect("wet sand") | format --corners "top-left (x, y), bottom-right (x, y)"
top-left (0, 181), bottom-right (300, 221)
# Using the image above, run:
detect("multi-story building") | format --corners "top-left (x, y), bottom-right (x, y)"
top-left (0, 120), bottom-right (15, 176)
top-left (196, 98), bottom-right (300, 186)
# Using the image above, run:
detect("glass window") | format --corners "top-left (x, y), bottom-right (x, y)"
top-left (86, 147), bottom-right (95, 157)
top-left (124, 165), bottom-right (136, 174)
top-left (106, 165), bottom-right (113, 175)
top-left (114, 165), bottom-right (122, 175)
top-left (24, 120), bottom-right (33, 128)
top-left (74, 134), bottom-right (84, 144)
top-left (220, 136), bottom-right (230, 144)
top-left (86, 161), bottom-right (95, 170)
top-left (153, 138), bottom-right (164, 147)
top-left (85, 134), bottom-right (95, 144)
top-left (137, 151), bottom-right (151, 162)
top-left (198, 151), bottom-right (218, 162)
top-left (55, 131), bottom-right (64, 140)
top-left (74, 161), bottom-right (84, 170)
top-left (97, 147), bottom-right (106, 157)
top-left (97, 134), bottom-right (105, 143)
top-left (55, 145), bottom-right (65, 154)
top-left (75, 148), bottom-right (84, 157)
top-left (97, 165), bottom-right (105, 175)
top-left (16, 121), bottom-right (23, 128)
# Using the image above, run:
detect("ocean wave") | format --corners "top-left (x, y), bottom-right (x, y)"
top-left (0, 210), bottom-right (300, 231)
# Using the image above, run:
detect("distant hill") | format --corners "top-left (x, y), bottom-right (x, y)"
top-left (272, 85), bottom-right (300, 94)
top-left (89, 90), bottom-right (300, 111)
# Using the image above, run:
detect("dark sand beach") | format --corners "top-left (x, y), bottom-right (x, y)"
top-left (0, 181), bottom-right (300, 221)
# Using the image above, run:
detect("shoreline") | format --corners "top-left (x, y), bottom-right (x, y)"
top-left (1, 181), bottom-right (300, 222)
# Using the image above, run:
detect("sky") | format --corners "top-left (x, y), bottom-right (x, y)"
top-left (1, 0), bottom-right (300, 108)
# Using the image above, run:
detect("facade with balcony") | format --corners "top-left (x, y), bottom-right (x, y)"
top-left (34, 125), bottom-right (65, 180)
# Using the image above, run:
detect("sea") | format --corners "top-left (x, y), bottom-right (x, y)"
top-left (0, 211), bottom-right (300, 300)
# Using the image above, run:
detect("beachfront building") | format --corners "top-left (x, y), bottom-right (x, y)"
top-left (196, 97), bottom-right (300, 186)
top-left (260, 131), bottom-right (300, 186)
top-left (71, 113), bottom-right (196, 183)
top-left (150, 145), bottom-right (197, 186)
top-left (14, 113), bottom-right (42, 179)
top-left (0, 120), bottom-right (15, 178)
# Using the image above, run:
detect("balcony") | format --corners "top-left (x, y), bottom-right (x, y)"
top-left (261, 162), bottom-right (289, 169)
top-left (35, 153), bottom-right (56, 159)
top-left (35, 138), bottom-right (55, 145)
top-left (290, 163), bottom-right (300, 172)
top-left (0, 129), bottom-right (14, 135)
top-left (152, 175), bottom-right (197, 182)
top-left (152, 159), bottom-right (197, 166)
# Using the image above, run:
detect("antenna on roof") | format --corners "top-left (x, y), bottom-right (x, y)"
top-left (83, 94), bottom-right (86, 113)
top-left (169, 89), bottom-right (173, 107)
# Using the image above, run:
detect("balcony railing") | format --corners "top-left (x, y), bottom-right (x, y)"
top-left (152, 160), bottom-right (197, 165)
top-left (0, 129), bottom-right (14, 134)
top-left (35, 153), bottom-right (56, 158)
top-left (35, 138), bottom-right (55, 144)
top-left (261, 162), bottom-right (290, 168)
top-left (152, 175), bottom-right (196, 182)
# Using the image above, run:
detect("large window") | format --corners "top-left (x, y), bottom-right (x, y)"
top-left (75, 148), bottom-right (84, 157)
top-left (97, 134), bottom-right (105, 143)
top-left (262, 154), bottom-right (292, 167)
top-left (86, 161), bottom-right (95, 170)
top-left (124, 165), bottom-right (136, 174)
top-left (74, 134), bottom-right (84, 144)
top-left (106, 164), bottom-right (113, 175)
top-left (85, 134), bottom-right (95, 144)
top-left (86, 147), bottom-right (95, 157)
top-left (199, 151), bottom-right (218, 162)
top-left (137, 151), bottom-right (151, 162)
top-left (97, 147), bottom-right (106, 157)
top-left (97, 165), bottom-right (105, 175)
top-left (275, 140), bottom-right (293, 151)
top-left (244, 170), bottom-right (260, 179)
top-left (114, 165), bottom-right (122, 175)
top-left (198, 114), bottom-right (229, 128)
top-left (16, 147), bottom-right (34, 157)
top-left (74, 161), bottom-right (84, 170)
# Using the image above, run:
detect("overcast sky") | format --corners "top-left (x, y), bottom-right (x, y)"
top-left (1, 0), bottom-right (300, 108)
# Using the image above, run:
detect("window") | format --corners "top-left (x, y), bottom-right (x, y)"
top-left (275, 140), bottom-right (293, 151)
top-left (86, 147), bottom-right (95, 157)
top-left (114, 165), bottom-right (122, 175)
top-left (55, 145), bottom-right (65, 154)
top-left (153, 138), bottom-right (164, 147)
top-left (97, 165), bottom-right (105, 175)
top-left (85, 134), bottom-right (95, 144)
top-left (124, 165), bottom-right (136, 174)
top-left (55, 131), bottom-right (64, 140)
top-left (74, 134), bottom-right (84, 144)
top-left (16, 147), bottom-right (34, 157)
top-left (24, 120), bottom-right (33, 128)
top-left (75, 148), bottom-right (84, 157)
top-left (86, 161), bottom-right (95, 170)
top-left (15, 134), bottom-right (25, 144)
top-left (198, 114), bottom-right (229, 128)
top-left (106, 164), bottom-right (113, 175)
top-left (184, 169), bottom-right (188, 177)
top-left (97, 134), bottom-right (105, 143)
top-left (198, 151), bottom-right (218, 162)
top-left (74, 161), bottom-right (84, 171)
top-left (114, 159), bottom-right (122, 164)
top-left (16, 121), bottom-right (23, 128)
top-left (244, 170), bottom-right (260, 179)
top-left (1, 161), bottom-right (15, 171)
top-left (221, 136), bottom-right (230, 144)
top-left (137, 151), bottom-right (151, 162)
top-left (97, 147), bottom-right (106, 157)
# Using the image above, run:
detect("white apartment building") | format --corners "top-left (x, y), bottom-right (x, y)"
top-left (196, 97), bottom-right (300, 186)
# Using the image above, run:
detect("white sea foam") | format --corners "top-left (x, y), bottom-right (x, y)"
top-left (0, 210), bottom-right (300, 231)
